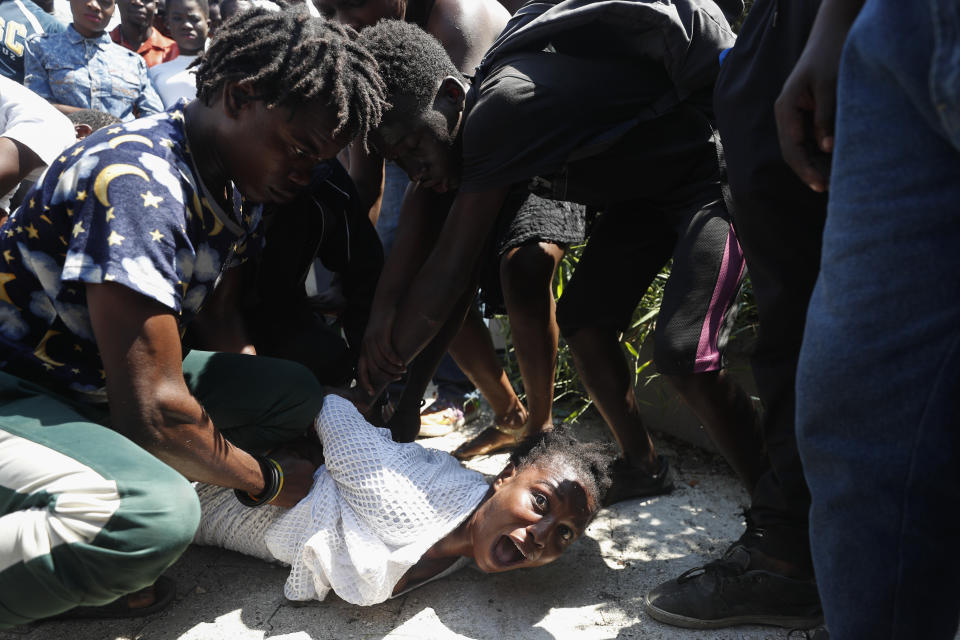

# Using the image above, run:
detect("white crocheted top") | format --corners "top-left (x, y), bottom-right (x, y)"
top-left (193, 395), bottom-right (490, 606)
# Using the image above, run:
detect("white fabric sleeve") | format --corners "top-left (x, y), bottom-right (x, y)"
top-left (192, 483), bottom-right (285, 564)
top-left (0, 76), bottom-right (75, 167)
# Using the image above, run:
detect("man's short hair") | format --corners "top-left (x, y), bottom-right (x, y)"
top-left (357, 20), bottom-right (462, 123)
top-left (67, 109), bottom-right (122, 132)
top-left (166, 0), bottom-right (210, 17)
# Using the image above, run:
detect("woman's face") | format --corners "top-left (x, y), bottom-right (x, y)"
top-left (70, 0), bottom-right (115, 37)
top-left (315, 0), bottom-right (404, 31)
top-left (469, 461), bottom-right (596, 573)
top-left (166, 0), bottom-right (208, 54)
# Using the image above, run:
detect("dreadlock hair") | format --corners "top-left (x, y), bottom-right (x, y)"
top-left (67, 109), bottom-right (121, 132)
top-left (357, 19), bottom-right (463, 125)
top-left (194, 9), bottom-right (387, 146)
top-left (510, 426), bottom-right (617, 515)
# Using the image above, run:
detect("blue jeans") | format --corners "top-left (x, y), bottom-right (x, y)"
top-left (796, 0), bottom-right (960, 637)
top-left (375, 161), bottom-right (410, 258)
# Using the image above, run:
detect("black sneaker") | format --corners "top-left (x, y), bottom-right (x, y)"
top-left (601, 455), bottom-right (674, 506)
top-left (643, 543), bottom-right (823, 629)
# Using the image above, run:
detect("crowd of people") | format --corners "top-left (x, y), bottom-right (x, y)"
top-left (0, 0), bottom-right (956, 638)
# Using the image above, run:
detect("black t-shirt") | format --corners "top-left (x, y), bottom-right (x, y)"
top-left (460, 50), bottom-right (719, 208)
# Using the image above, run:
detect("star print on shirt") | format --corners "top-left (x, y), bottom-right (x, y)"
top-left (107, 230), bottom-right (125, 246)
top-left (141, 191), bottom-right (164, 208)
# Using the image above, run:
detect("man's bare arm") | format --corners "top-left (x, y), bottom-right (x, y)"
top-left (87, 282), bottom-right (311, 507)
top-left (390, 187), bottom-right (509, 366)
top-left (357, 184), bottom-right (456, 393)
top-left (775, 0), bottom-right (867, 192)
top-left (0, 137), bottom-right (44, 203)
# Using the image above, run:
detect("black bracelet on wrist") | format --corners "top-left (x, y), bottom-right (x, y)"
top-left (234, 455), bottom-right (284, 507)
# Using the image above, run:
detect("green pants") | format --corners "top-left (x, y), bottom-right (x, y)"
top-left (0, 351), bottom-right (324, 628)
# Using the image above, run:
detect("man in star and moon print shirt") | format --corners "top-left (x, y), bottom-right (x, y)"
top-left (0, 100), bottom-right (262, 401)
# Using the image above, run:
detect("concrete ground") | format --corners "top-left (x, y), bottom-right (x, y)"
top-left (0, 407), bottom-right (896, 640)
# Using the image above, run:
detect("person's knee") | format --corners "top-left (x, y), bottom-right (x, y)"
top-left (146, 469), bottom-right (201, 560)
top-left (663, 372), bottom-right (700, 395)
top-left (652, 327), bottom-right (693, 378)
top-left (265, 357), bottom-right (326, 418)
top-left (500, 243), bottom-right (559, 302)
top-left (556, 298), bottom-right (590, 339)
top-left (56, 464), bottom-right (199, 599)
top-left (118, 468), bottom-right (199, 574)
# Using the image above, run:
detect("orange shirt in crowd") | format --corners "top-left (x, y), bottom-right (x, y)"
top-left (110, 26), bottom-right (178, 67)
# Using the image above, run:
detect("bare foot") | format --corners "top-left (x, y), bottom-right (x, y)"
top-left (452, 426), bottom-right (520, 459)
top-left (452, 406), bottom-right (541, 460)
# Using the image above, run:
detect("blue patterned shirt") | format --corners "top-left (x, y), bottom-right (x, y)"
top-left (0, 101), bottom-right (263, 401)
top-left (0, 0), bottom-right (65, 83)
top-left (23, 24), bottom-right (163, 121)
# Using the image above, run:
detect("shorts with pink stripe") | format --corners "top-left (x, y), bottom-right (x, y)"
top-left (556, 192), bottom-right (745, 375)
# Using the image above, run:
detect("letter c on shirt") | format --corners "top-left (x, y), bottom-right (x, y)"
top-left (3, 20), bottom-right (26, 56)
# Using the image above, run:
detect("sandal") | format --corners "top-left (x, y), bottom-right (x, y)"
top-left (418, 398), bottom-right (465, 438)
top-left (50, 575), bottom-right (176, 621)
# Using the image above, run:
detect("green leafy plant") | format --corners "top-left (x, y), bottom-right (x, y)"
top-left (493, 244), bottom-right (758, 423)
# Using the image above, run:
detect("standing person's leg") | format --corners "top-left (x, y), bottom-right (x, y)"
top-left (181, 351), bottom-right (325, 452)
top-left (644, 0), bottom-right (827, 629)
top-left (454, 194), bottom-right (585, 459)
top-left (447, 307), bottom-right (528, 432)
top-left (653, 198), bottom-right (766, 495)
top-left (715, 1), bottom-right (826, 560)
top-left (499, 240), bottom-right (565, 433)
top-left (797, 1), bottom-right (960, 636)
top-left (0, 372), bottom-right (199, 628)
top-left (454, 242), bottom-right (564, 460)
top-left (558, 207), bottom-right (677, 500)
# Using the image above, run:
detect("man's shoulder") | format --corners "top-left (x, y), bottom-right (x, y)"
top-left (54, 113), bottom-right (186, 183)
top-left (427, 0), bottom-right (508, 57)
top-left (0, 0), bottom-right (64, 29)
top-left (469, 53), bottom-right (543, 115)
top-left (24, 26), bottom-right (63, 45)
top-left (148, 28), bottom-right (176, 49)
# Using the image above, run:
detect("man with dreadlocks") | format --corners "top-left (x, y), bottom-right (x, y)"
top-left (0, 8), bottom-right (385, 626)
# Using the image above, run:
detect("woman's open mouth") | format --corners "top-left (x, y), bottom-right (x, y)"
top-left (492, 534), bottom-right (527, 567)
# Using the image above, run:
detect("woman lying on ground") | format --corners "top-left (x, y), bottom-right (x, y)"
top-left (194, 394), bottom-right (614, 605)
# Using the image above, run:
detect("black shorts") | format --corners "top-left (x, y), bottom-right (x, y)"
top-left (478, 189), bottom-right (585, 314)
top-left (556, 189), bottom-right (744, 376)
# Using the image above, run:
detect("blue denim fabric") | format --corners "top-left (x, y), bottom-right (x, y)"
top-left (0, 0), bottom-right (65, 83)
top-left (374, 160), bottom-right (409, 258)
top-left (796, 0), bottom-right (960, 637)
top-left (23, 24), bottom-right (162, 121)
